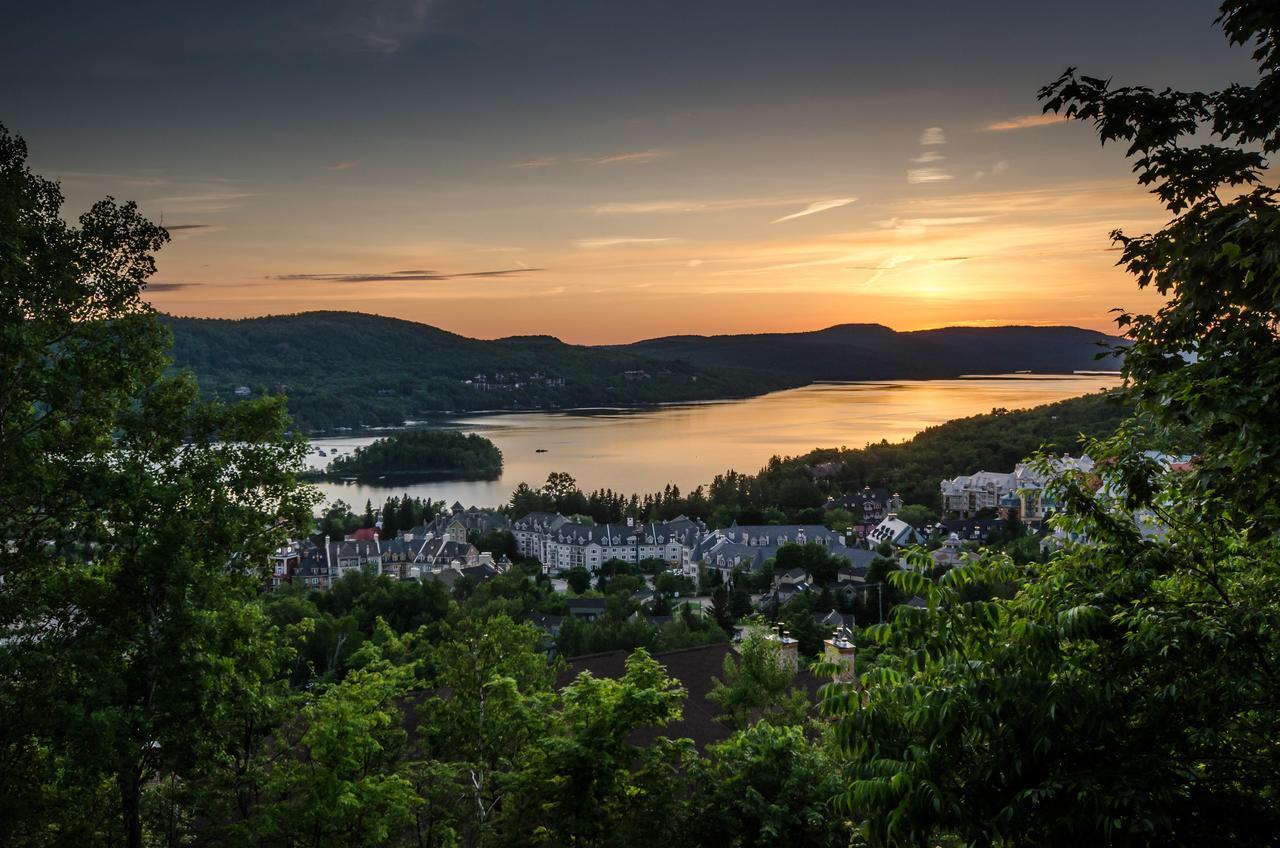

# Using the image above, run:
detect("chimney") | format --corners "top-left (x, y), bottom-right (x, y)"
top-left (823, 628), bottom-right (858, 683)
top-left (768, 626), bottom-right (799, 672)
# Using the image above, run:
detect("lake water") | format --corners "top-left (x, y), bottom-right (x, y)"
top-left (305, 374), bottom-right (1122, 509)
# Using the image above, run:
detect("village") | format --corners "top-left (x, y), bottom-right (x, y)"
top-left (268, 450), bottom-right (1190, 646)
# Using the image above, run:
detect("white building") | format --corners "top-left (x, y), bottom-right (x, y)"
top-left (941, 456), bottom-right (1094, 521)
top-left (512, 513), bottom-right (703, 575)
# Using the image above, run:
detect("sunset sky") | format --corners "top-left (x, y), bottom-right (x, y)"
top-left (4, 1), bottom-right (1255, 343)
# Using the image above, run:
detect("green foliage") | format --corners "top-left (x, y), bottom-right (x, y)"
top-left (319, 429), bottom-right (503, 481)
top-left (774, 542), bottom-right (843, 586)
top-left (556, 606), bottom-right (728, 658)
top-left (416, 616), bottom-right (559, 846)
top-left (895, 503), bottom-right (935, 527)
top-left (255, 633), bottom-right (420, 848)
top-left (653, 570), bottom-right (696, 595)
top-left (505, 650), bottom-right (687, 846)
top-left (1040, 2), bottom-right (1280, 532)
top-left (0, 124), bottom-right (315, 848)
top-left (565, 566), bottom-right (591, 595)
top-left (824, 7), bottom-right (1280, 844)
top-left (707, 630), bottom-right (810, 731)
top-left (688, 722), bottom-right (852, 848)
top-left (162, 312), bottom-right (800, 431)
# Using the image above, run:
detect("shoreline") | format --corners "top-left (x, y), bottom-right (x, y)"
top-left (305, 371), bottom-right (1116, 438)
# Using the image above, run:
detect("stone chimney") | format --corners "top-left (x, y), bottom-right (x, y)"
top-left (823, 630), bottom-right (858, 683)
top-left (768, 628), bottom-right (800, 672)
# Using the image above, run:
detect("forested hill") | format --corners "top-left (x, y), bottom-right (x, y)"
top-left (619, 323), bottom-right (1125, 381)
top-left (161, 312), bottom-right (800, 431)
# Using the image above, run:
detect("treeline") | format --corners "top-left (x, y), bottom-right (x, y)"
top-left (162, 312), bottom-right (800, 432)
top-left (321, 430), bottom-right (503, 481)
top-left (509, 391), bottom-right (1131, 525)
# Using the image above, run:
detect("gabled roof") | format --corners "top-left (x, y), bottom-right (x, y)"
top-left (558, 643), bottom-right (826, 750)
top-left (565, 597), bottom-right (607, 610)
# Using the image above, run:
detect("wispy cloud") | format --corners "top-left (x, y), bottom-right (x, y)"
top-left (573, 237), bottom-right (680, 248)
top-left (585, 150), bottom-right (666, 165)
top-left (878, 216), bottom-right (990, 229)
top-left (340, 0), bottom-right (434, 53)
top-left (863, 254), bottom-right (914, 286)
top-left (919, 127), bottom-right (947, 145)
top-left (324, 161), bottom-right (359, 171)
top-left (152, 192), bottom-right (255, 213)
top-left (512, 156), bottom-right (556, 169)
top-left (907, 168), bottom-right (953, 184)
top-left (985, 113), bottom-right (1069, 131)
top-left (911, 151), bottom-right (944, 164)
top-left (145, 281), bottom-right (197, 292)
top-left (589, 197), bottom-right (799, 215)
top-left (771, 197), bottom-right (857, 224)
top-left (269, 267), bottom-right (542, 283)
top-left (974, 160), bottom-right (1011, 180)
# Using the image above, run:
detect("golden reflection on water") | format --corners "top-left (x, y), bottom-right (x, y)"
top-left (307, 375), bottom-right (1121, 507)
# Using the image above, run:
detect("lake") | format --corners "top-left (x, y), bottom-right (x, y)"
top-left (305, 374), bottom-right (1122, 509)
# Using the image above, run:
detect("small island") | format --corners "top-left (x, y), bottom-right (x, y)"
top-left (309, 430), bottom-right (503, 482)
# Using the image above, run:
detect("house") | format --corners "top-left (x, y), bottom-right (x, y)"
top-left (867, 516), bottom-right (924, 548)
top-left (269, 543), bottom-right (303, 588)
top-left (293, 543), bottom-right (332, 590)
top-left (814, 610), bottom-right (857, 635)
top-left (565, 598), bottom-right (608, 622)
top-left (833, 567), bottom-right (869, 606)
top-left (419, 538), bottom-right (480, 570)
top-left (940, 470), bottom-right (1016, 518)
top-left (942, 455), bottom-right (1094, 523)
top-left (692, 523), bottom-right (872, 579)
top-left (327, 537), bottom-right (383, 580)
top-left (825, 487), bottom-right (901, 523)
top-left (941, 517), bottom-right (1007, 545)
top-left (930, 533), bottom-right (967, 568)
top-left (528, 613), bottom-right (564, 637)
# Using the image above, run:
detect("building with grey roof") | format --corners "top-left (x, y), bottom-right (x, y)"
top-left (512, 513), bottom-right (704, 576)
top-left (693, 523), bottom-right (874, 580)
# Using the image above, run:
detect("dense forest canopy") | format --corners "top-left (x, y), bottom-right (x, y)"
top-left (162, 311), bottom-right (1123, 432)
top-left (161, 312), bottom-right (800, 431)
top-left (318, 429), bottom-right (504, 481)
top-left (619, 323), bottom-right (1124, 381)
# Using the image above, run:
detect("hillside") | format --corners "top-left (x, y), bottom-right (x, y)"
top-left (771, 390), bottom-right (1132, 507)
top-left (620, 324), bottom-right (1124, 381)
top-left (161, 312), bottom-right (800, 431)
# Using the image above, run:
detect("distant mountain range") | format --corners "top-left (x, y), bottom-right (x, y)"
top-left (161, 312), bottom-right (1124, 431)
top-left (161, 312), bottom-right (800, 432)
top-left (617, 324), bottom-right (1124, 382)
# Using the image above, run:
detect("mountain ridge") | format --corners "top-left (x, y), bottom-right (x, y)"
top-left (160, 311), bottom-right (1124, 431)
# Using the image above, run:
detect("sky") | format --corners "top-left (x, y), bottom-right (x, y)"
top-left (2, 1), bottom-right (1257, 344)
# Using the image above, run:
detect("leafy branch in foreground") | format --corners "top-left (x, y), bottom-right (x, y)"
top-left (822, 3), bottom-right (1280, 844)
